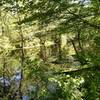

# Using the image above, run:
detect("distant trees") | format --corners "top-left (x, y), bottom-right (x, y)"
top-left (0, 0), bottom-right (100, 99)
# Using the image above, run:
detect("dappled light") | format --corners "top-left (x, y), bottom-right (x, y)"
top-left (0, 0), bottom-right (100, 100)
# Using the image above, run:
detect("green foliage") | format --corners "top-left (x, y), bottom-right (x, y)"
top-left (94, 36), bottom-right (100, 46)
top-left (81, 71), bottom-right (100, 100)
top-left (0, 0), bottom-right (100, 100)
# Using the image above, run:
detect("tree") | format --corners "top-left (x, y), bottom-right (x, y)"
top-left (0, 0), bottom-right (100, 99)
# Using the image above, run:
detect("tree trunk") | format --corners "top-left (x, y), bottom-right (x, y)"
top-left (19, 32), bottom-right (24, 100)
top-left (39, 37), bottom-right (46, 62)
top-left (51, 34), bottom-right (62, 60)
top-left (18, 20), bottom-right (24, 100)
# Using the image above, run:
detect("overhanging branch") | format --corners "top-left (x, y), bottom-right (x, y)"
top-left (67, 9), bottom-right (100, 29)
top-left (54, 66), bottom-right (99, 76)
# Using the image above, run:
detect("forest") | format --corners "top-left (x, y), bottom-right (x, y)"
top-left (0, 0), bottom-right (100, 100)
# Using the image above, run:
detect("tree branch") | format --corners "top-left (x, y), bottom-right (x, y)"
top-left (67, 9), bottom-right (100, 29)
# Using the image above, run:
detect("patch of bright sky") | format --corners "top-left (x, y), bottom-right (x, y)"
top-left (71, 0), bottom-right (90, 7)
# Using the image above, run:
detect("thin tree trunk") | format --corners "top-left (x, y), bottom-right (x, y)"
top-left (71, 39), bottom-right (87, 65)
top-left (51, 34), bottom-right (62, 60)
top-left (0, 10), bottom-right (7, 96)
top-left (70, 39), bottom-right (79, 58)
top-left (39, 37), bottom-right (46, 62)
top-left (58, 34), bottom-right (62, 60)
top-left (19, 32), bottom-right (24, 99)
top-left (18, 17), bottom-right (24, 100)
top-left (77, 32), bottom-right (85, 56)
